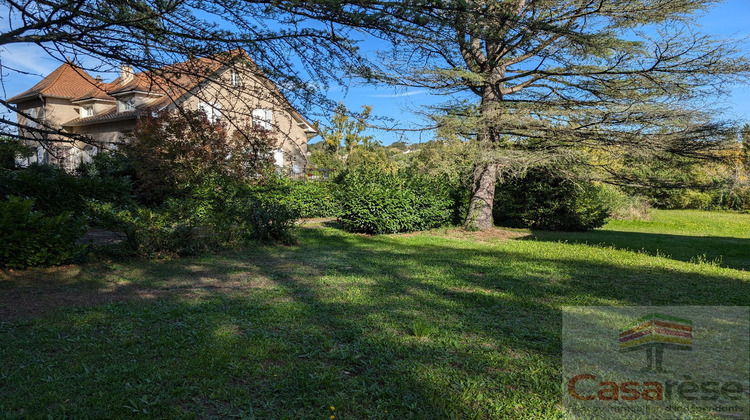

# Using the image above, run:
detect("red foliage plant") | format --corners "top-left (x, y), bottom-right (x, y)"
top-left (125, 109), bottom-right (275, 204)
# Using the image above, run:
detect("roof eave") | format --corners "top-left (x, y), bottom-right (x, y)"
top-left (71, 98), bottom-right (117, 104)
top-left (109, 90), bottom-right (164, 97)
top-left (8, 93), bottom-right (74, 104)
top-left (63, 113), bottom-right (140, 128)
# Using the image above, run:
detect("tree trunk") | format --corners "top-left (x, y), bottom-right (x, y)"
top-left (464, 161), bottom-right (497, 230)
top-left (464, 84), bottom-right (501, 231)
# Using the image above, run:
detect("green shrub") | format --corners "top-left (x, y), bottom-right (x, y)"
top-left (0, 137), bottom-right (34, 170)
top-left (206, 176), bottom-right (299, 244)
top-left (288, 181), bottom-right (342, 218)
top-left (234, 196), bottom-right (298, 244)
top-left (711, 184), bottom-right (750, 210)
top-left (646, 185), bottom-right (749, 211)
top-left (0, 164), bottom-right (132, 217)
top-left (0, 197), bottom-right (87, 268)
top-left (653, 188), bottom-right (714, 210)
top-left (87, 201), bottom-right (216, 257)
top-left (76, 151), bottom-right (135, 180)
top-left (337, 168), bottom-right (452, 234)
top-left (404, 138), bottom-right (476, 225)
top-left (493, 168), bottom-right (610, 231)
top-left (87, 176), bottom-right (299, 256)
top-left (597, 184), bottom-right (650, 220)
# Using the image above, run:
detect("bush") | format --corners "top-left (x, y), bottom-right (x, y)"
top-left (215, 176), bottom-right (299, 244)
top-left (76, 151), bottom-right (135, 180)
top-left (288, 181), bottom-right (342, 218)
top-left (87, 201), bottom-right (217, 257)
top-left (0, 137), bottom-right (34, 170)
top-left (405, 138), bottom-right (475, 225)
top-left (125, 110), bottom-right (274, 205)
top-left (650, 188), bottom-right (714, 210)
top-left (711, 184), bottom-right (750, 210)
top-left (493, 168), bottom-right (610, 231)
top-left (87, 176), bottom-right (299, 256)
top-left (0, 163), bottom-right (132, 217)
top-left (597, 184), bottom-right (650, 220)
top-left (337, 167), bottom-right (452, 234)
top-left (0, 197), bottom-right (87, 268)
top-left (234, 196), bottom-right (298, 244)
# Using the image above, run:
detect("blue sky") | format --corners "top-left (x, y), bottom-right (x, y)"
top-left (1, 0), bottom-right (748, 145)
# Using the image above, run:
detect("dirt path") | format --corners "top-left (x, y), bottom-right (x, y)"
top-left (0, 260), bottom-right (279, 322)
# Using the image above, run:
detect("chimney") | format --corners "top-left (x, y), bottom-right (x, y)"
top-left (120, 64), bottom-right (134, 84)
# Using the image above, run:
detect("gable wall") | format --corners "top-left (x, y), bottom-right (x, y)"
top-left (44, 97), bottom-right (81, 129)
top-left (176, 67), bottom-right (311, 174)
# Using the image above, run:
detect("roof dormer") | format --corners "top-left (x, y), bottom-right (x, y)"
top-left (117, 95), bottom-right (136, 112)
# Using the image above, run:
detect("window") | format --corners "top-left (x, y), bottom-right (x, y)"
top-left (119, 97), bottom-right (135, 112)
top-left (82, 145), bottom-right (98, 164)
top-left (59, 147), bottom-right (75, 172)
top-left (273, 148), bottom-right (284, 168)
top-left (36, 145), bottom-right (46, 164)
top-left (26, 108), bottom-right (37, 128)
top-left (252, 109), bottom-right (273, 130)
top-left (82, 106), bottom-right (94, 118)
top-left (14, 154), bottom-right (29, 168)
top-left (197, 102), bottom-right (222, 123)
top-left (230, 70), bottom-right (240, 87)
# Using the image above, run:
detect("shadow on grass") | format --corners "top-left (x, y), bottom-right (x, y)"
top-left (0, 228), bottom-right (748, 418)
top-left (520, 229), bottom-right (750, 271)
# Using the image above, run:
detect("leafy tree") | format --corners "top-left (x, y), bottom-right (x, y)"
top-left (312, 0), bottom-right (749, 229)
top-left (310, 103), bottom-right (381, 175)
top-left (318, 103), bottom-right (374, 159)
top-left (389, 141), bottom-right (408, 152)
top-left (124, 109), bottom-right (274, 204)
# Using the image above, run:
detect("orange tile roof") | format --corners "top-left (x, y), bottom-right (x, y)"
top-left (9, 49), bottom-right (317, 133)
top-left (108, 50), bottom-right (244, 97)
top-left (63, 107), bottom-right (147, 127)
top-left (72, 82), bottom-right (116, 102)
top-left (8, 62), bottom-right (99, 103)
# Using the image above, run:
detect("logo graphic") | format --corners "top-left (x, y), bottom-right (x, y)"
top-left (619, 313), bottom-right (693, 372)
top-left (563, 306), bottom-right (749, 419)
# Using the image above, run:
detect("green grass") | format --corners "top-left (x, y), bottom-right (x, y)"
top-left (528, 209), bottom-right (750, 270)
top-left (0, 210), bottom-right (748, 418)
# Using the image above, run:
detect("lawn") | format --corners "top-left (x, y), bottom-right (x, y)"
top-left (0, 210), bottom-right (748, 418)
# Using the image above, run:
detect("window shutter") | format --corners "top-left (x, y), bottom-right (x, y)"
top-left (273, 149), bottom-right (284, 168)
top-left (27, 108), bottom-right (37, 128)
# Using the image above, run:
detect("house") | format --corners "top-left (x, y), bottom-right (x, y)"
top-left (8, 50), bottom-right (318, 173)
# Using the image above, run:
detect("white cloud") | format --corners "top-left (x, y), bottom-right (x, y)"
top-left (369, 90), bottom-right (427, 98)
top-left (0, 44), bottom-right (59, 76)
